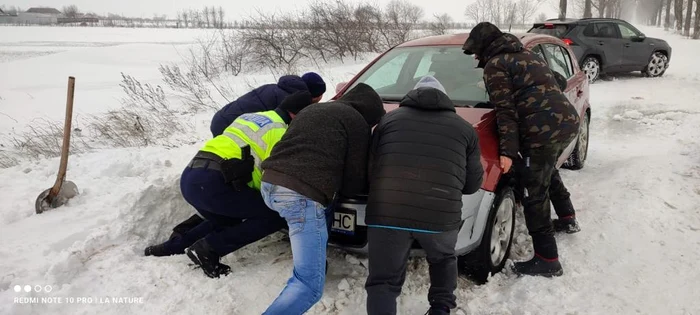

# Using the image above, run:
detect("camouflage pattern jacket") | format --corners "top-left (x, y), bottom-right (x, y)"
top-left (480, 34), bottom-right (580, 159)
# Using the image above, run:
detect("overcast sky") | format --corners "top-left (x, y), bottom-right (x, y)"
top-left (4, 0), bottom-right (557, 22)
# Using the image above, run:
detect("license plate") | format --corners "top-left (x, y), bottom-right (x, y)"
top-left (331, 211), bottom-right (356, 235)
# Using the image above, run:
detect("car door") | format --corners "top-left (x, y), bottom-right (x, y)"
top-left (615, 22), bottom-right (655, 71)
top-left (581, 22), bottom-right (624, 73)
top-left (540, 43), bottom-right (585, 165)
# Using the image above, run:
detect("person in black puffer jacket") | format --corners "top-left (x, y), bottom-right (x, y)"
top-left (364, 76), bottom-right (483, 315)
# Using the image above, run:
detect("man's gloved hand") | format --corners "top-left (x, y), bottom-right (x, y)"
top-left (278, 90), bottom-right (314, 114)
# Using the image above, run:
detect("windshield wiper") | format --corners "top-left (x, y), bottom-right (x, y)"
top-left (381, 96), bottom-right (403, 103)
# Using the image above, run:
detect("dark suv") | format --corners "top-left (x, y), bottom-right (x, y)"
top-left (528, 18), bottom-right (672, 83)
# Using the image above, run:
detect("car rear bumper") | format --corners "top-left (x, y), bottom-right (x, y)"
top-left (327, 189), bottom-right (496, 257)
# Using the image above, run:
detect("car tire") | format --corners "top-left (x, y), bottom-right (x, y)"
top-left (563, 110), bottom-right (590, 170)
top-left (581, 57), bottom-right (601, 83)
top-left (458, 186), bottom-right (516, 284)
top-left (642, 51), bottom-right (668, 78)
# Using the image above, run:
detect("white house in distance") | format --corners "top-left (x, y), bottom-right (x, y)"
top-left (0, 7), bottom-right (62, 25)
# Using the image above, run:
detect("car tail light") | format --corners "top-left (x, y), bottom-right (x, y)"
top-left (562, 38), bottom-right (575, 45)
top-left (544, 23), bottom-right (554, 29)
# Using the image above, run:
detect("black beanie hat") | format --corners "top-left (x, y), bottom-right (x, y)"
top-left (301, 72), bottom-right (326, 98)
top-left (278, 90), bottom-right (314, 114)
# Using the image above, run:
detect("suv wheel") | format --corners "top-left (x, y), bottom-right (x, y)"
top-left (458, 186), bottom-right (516, 284)
top-left (563, 110), bottom-right (590, 170)
top-left (643, 51), bottom-right (668, 78)
top-left (581, 57), bottom-right (600, 83)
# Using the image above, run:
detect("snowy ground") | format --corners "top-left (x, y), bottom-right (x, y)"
top-left (1, 25), bottom-right (700, 315)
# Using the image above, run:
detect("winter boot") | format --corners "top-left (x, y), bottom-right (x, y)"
top-left (553, 216), bottom-right (581, 234)
top-left (425, 306), bottom-right (450, 315)
top-left (144, 241), bottom-right (183, 257)
top-left (186, 239), bottom-right (231, 278)
top-left (169, 214), bottom-right (205, 240)
top-left (513, 254), bottom-right (563, 277)
top-left (551, 198), bottom-right (580, 234)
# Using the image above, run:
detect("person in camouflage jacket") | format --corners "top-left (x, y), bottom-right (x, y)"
top-left (462, 22), bottom-right (581, 277)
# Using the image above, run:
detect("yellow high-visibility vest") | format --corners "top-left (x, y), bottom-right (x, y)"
top-left (199, 110), bottom-right (287, 190)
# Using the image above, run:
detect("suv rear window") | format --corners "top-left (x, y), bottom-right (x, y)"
top-left (529, 24), bottom-right (571, 38)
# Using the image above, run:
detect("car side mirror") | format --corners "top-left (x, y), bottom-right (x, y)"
top-left (336, 82), bottom-right (348, 94)
top-left (633, 34), bottom-right (646, 42)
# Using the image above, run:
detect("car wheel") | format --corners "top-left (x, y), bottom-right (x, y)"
top-left (581, 57), bottom-right (600, 83)
top-left (563, 110), bottom-right (590, 170)
top-left (458, 186), bottom-right (516, 284)
top-left (643, 51), bottom-right (668, 78)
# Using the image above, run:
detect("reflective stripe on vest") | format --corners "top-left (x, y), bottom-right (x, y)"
top-left (224, 116), bottom-right (285, 154)
top-left (198, 110), bottom-right (287, 190)
top-left (223, 114), bottom-right (285, 164)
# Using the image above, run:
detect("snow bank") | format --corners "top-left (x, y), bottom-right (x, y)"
top-left (1, 25), bottom-right (700, 315)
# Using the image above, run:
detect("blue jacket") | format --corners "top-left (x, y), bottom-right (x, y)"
top-left (210, 75), bottom-right (309, 137)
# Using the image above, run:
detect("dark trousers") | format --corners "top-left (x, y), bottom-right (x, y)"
top-left (514, 156), bottom-right (575, 219)
top-left (165, 166), bottom-right (286, 256)
top-left (519, 143), bottom-right (570, 259)
top-left (365, 227), bottom-right (459, 315)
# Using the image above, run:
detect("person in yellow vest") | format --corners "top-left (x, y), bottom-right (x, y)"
top-left (144, 91), bottom-right (315, 278)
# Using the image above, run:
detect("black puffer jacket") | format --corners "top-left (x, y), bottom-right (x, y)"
top-left (365, 87), bottom-right (484, 232)
top-left (261, 83), bottom-right (386, 206)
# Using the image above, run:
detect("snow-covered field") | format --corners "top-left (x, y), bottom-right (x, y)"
top-left (1, 25), bottom-right (700, 315)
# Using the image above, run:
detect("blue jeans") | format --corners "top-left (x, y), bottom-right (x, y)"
top-left (260, 181), bottom-right (328, 315)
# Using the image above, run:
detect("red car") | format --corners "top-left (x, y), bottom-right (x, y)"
top-left (328, 32), bottom-right (591, 282)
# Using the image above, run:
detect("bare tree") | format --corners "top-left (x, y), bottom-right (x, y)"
top-left (517, 0), bottom-right (543, 24)
top-left (382, 0), bottom-right (424, 46)
top-left (465, 0), bottom-right (489, 23)
top-left (62, 5), bottom-right (80, 18)
top-left (217, 30), bottom-right (250, 74)
top-left (306, 0), bottom-right (353, 61)
top-left (239, 10), bottom-right (309, 75)
top-left (559, 0), bottom-right (568, 19)
top-left (693, 0), bottom-right (700, 39)
top-left (354, 3), bottom-right (384, 52)
top-left (684, 0), bottom-right (693, 35)
top-left (209, 6), bottom-right (217, 28)
top-left (537, 12), bottom-right (548, 21)
top-left (584, 0), bottom-right (594, 17)
top-left (181, 11), bottom-right (188, 28)
top-left (190, 10), bottom-right (203, 28)
top-left (665, 0), bottom-right (672, 28)
top-left (429, 13), bottom-right (454, 35)
top-left (217, 7), bottom-right (225, 28)
top-left (674, 0), bottom-right (683, 30)
top-left (203, 6), bottom-right (211, 28)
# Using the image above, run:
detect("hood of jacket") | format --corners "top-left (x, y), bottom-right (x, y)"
top-left (338, 83), bottom-right (386, 126)
top-left (462, 22), bottom-right (523, 68)
top-left (481, 33), bottom-right (524, 62)
top-left (400, 87), bottom-right (455, 112)
top-left (277, 75), bottom-right (310, 94)
top-left (477, 33), bottom-right (524, 68)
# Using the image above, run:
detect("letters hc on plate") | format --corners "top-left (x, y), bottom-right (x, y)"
top-left (331, 211), bottom-right (356, 235)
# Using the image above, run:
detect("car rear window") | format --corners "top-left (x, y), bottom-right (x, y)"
top-left (529, 24), bottom-right (571, 38)
top-left (345, 46), bottom-right (488, 106)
